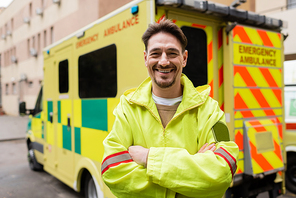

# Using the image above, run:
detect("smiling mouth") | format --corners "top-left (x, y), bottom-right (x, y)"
top-left (157, 69), bottom-right (173, 73)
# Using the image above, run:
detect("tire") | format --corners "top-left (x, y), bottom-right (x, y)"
top-left (84, 173), bottom-right (98, 198)
top-left (27, 143), bottom-right (43, 171)
top-left (286, 154), bottom-right (296, 194)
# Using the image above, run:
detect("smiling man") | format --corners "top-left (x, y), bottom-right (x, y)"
top-left (102, 20), bottom-right (239, 198)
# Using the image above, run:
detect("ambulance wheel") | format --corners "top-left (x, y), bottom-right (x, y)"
top-left (84, 173), bottom-right (98, 198)
top-left (286, 154), bottom-right (296, 194)
top-left (28, 143), bottom-right (43, 171)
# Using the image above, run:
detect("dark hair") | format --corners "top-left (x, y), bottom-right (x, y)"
top-left (142, 19), bottom-right (187, 52)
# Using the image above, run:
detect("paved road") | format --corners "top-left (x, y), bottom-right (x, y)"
top-left (0, 115), bottom-right (83, 198)
top-left (0, 139), bottom-right (83, 198)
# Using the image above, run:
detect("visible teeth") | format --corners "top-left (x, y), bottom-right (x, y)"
top-left (159, 70), bottom-right (170, 73)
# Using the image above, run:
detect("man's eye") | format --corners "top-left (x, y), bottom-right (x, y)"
top-left (150, 53), bottom-right (160, 56)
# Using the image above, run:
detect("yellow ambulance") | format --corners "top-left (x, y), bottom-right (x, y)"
top-left (20, 0), bottom-right (288, 197)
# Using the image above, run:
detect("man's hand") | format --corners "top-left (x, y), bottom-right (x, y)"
top-left (128, 146), bottom-right (149, 167)
top-left (198, 143), bottom-right (216, 153)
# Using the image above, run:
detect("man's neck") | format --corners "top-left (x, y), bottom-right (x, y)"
top-left (152, 83), bottom-right (183, 98)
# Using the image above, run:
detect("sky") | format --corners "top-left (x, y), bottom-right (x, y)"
top-left (0, 0), bottom-right (13, 7)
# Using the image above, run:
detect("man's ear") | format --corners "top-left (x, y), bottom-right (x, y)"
top-left (183, 50), bottom-right (188, 67)
top-left (144, 50), bottom-right (148, 67)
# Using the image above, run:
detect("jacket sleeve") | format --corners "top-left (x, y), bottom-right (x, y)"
top-left (101, 97), bottom-right (170, 198)
top-left (146, 98), bottom-right (239, 198)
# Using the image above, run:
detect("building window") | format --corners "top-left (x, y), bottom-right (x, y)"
top-left (44, 30), bottom-right (47, 47)
top-left (38, 33), bottom-right (41, 53)
top-left (32, 36), bottom-right (35, 53)
top-left (181, 26), bottom-right (208, 87)
top-left (288, 0), bottom-right (296, 9)
top-left (7, 51), bottom-right (10, 66)
top-left (29, 3), bottom-right (32, 17)
top-left (5, 84), bottom-right (9, 95)
top-left (59, 59), bottom-right (69, 93)
top-left (28, 81), bottom-right (33, 88)
top-left (12, 83), bottom-right (16, 94)
top-left (11, 18), bottom-right (13, 31)
top-left (5, 23), bottom-right (7, 34)
top-left (27, 38), bottom-right (30, 57)
top-left (78, 44), bottom-right (117, 98)
top-left (50, 26), bottom-right (54, 44)
top-left (7, 50), bottom-right (10, 66)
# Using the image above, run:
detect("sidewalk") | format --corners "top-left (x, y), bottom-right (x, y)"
top-left (0, 115), bottom-right (29, 141)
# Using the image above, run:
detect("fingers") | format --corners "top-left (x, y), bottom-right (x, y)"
top-left (128, 146), bottom-right (149, 167)
top-left (198, 143), bottom-right (216, 153)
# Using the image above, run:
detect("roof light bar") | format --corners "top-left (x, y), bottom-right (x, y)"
top-left (156, 0), bottom-right (287, 30)
top-left (246, 11), bottom-right (265, 25)
top-left (157, 0), bottom-right (182, 6)
top-left (207, 2), bottom-right (229, 16)
top-left (193, 0), bottom-right (208, 12)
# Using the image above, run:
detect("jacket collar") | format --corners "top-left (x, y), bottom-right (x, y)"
top-left (125, 74), bottom-right (211, 113)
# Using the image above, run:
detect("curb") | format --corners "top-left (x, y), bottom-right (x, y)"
top-left (0, 137), bottom-right (26, 142)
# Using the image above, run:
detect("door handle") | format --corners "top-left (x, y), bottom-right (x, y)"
top-left (67, 117), bottom-right (70, 128)
top-left (50, 112), bottom-right (53, 123)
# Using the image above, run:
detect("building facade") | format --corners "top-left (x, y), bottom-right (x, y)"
top-left (0, 0), bottom-right (132, 115)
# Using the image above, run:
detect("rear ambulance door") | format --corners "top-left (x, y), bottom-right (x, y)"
top-left (54, 45), bottom-right (75, 182)
top-left (223, 24), bottom-right (284, 177)
top-left (165, 11), bottom-right (222, 105)
top-left (43, 53), bottom-right (58, 172)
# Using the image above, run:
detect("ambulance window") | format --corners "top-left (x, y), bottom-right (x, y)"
top-left (181, 26), bottom-right (207, 87)
top-left (59, 59), bottom-right (69, 93)
top-left (34, 87), bottom-right (43, 115)
top-left (78, 44), bottom-right (117, 98)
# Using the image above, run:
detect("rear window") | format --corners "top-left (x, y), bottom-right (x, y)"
top-left (181, 26), bottom-right (208, 87)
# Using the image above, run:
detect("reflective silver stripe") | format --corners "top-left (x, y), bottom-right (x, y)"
top-left (101, 152), bottom-right (132, 174)
top-left (214, 147), bottom-right (237, 176)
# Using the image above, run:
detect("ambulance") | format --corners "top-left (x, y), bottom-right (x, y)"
top-left (20, 0), bottom-right (288, 197)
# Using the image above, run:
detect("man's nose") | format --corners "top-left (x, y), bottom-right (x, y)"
top-left (158, 52), bottom-right (169, 66)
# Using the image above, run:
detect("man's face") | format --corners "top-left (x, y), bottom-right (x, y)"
top-left (144, 32), bottom-right (188, 91)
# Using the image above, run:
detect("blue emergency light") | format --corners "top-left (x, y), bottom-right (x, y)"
top-left (47, 50), bottom-right (50, 55)
top-left (131, 5), bottom-right (139, 15)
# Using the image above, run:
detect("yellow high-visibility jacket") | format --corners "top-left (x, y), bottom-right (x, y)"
top-left (102, 75), bottom-right (239, 198)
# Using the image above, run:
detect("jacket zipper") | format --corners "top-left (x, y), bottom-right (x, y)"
top-left (129, 99), bottom-right (165, 131)
top-left (165, 102), bottom-right (205, 129)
